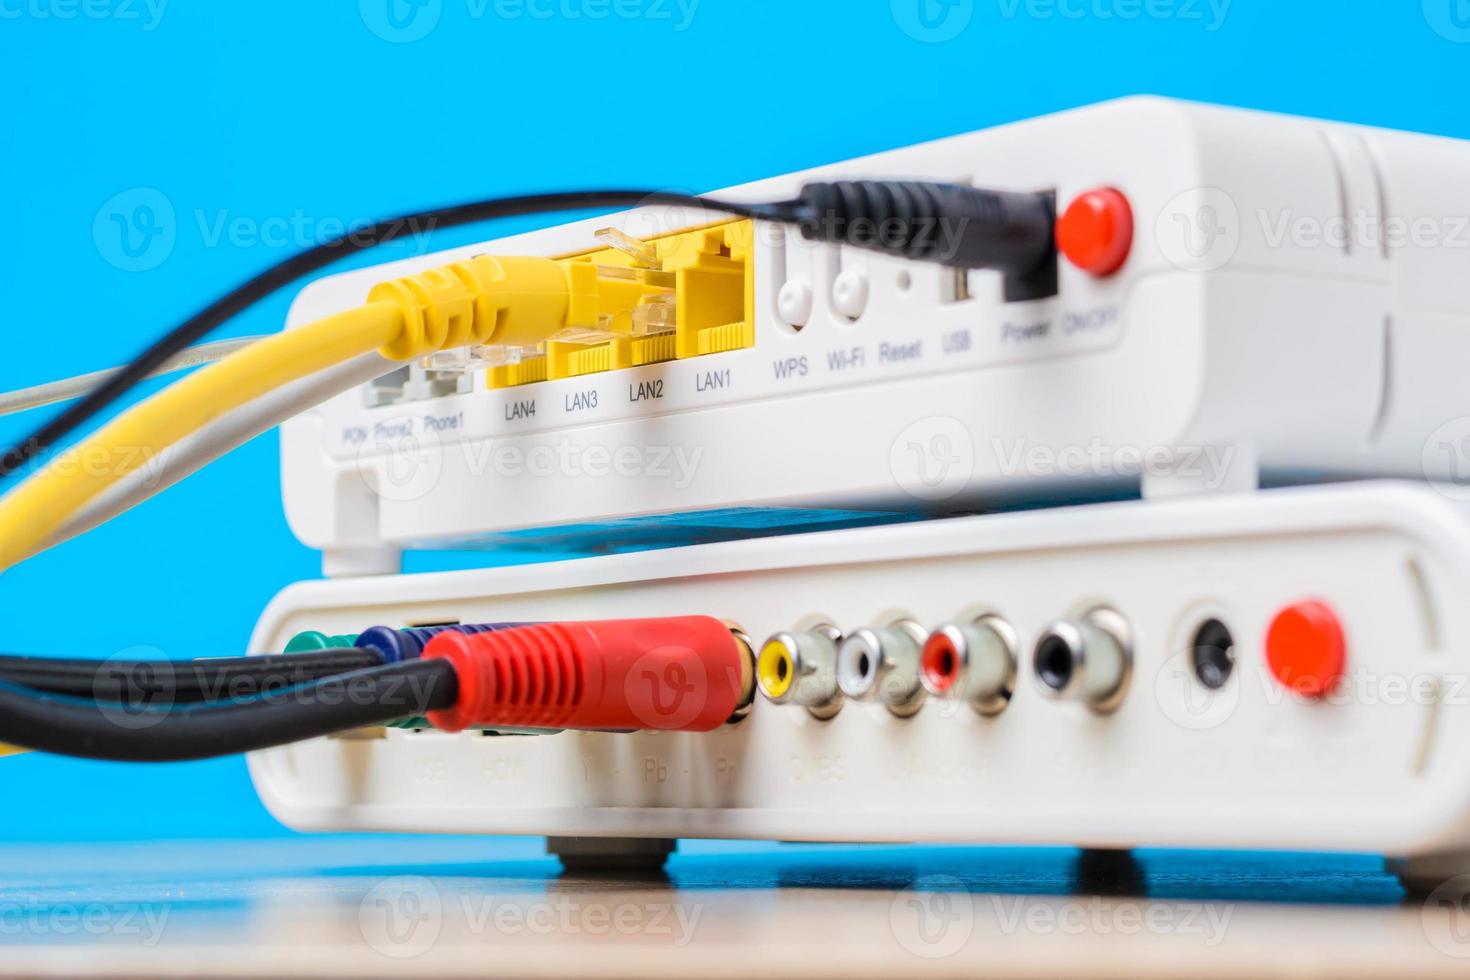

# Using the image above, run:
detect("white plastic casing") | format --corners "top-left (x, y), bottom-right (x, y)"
top-left (250, 482), bottom-right (1470, 862)
top-left (280, 97), bottom-right (1470, 573)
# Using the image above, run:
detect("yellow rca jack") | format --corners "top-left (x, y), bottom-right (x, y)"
top-left (757, 625), bottom-right (844, 720)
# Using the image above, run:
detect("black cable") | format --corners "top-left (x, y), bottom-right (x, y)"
top-left (0, 649), bottom-right (384, 702)
top-left (0, 181), bottom-right (1060, 483)
top-left (0, 190), bottom-right (798, 481)
top-left (0, 658), bottom-right (457, 762)
top-left (792, 180), bottom-right (1055, 271)
top-left (0, 181), bottom-right (1063, 483)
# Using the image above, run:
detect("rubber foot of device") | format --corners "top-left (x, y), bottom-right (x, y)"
top-left (546, 836), bottom-right (677, 875)
top-left (1387, 852), bottom-right (1470, 898)
top-left (1074, 848), bottom-right (1144, 897)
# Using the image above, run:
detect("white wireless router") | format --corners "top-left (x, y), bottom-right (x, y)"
top-left (278, 96), bottom-right (1470, 575)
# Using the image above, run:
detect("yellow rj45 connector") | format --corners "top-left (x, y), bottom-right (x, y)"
top-left (488, 219), bottom-right (754, 388)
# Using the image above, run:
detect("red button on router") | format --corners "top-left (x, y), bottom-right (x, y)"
top-left (1056, 187), bottom-right (1134, 276)
top-left (1265, 600), bottom-right (1346, 698)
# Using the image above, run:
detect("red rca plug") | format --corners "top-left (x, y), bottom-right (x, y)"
top-left (421, 616), bottom-right (755, 733)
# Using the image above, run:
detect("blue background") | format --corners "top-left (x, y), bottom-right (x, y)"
top-left (0, 0), bottom-right (1465, 841)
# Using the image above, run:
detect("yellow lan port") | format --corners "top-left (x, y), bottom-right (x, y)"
top-left (488, 220), bottom-right (753, 388)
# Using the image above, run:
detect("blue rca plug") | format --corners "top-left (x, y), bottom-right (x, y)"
top-left (354, 623), bottom-right (527, 663)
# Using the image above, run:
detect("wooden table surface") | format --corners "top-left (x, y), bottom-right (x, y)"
top-left (0, 836), bottom-right (1463, 978)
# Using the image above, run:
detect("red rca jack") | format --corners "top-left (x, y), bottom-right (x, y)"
top-left (757, 624), bottom-right (844, 720)
top-left (422, 616), bottom-right (755, 733)
top-left (921, 616), bottom-right (1018, 715)
top-left (836, 620), bottom-right (928, 717)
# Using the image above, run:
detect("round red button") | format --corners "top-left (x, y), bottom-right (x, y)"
top-left (1056, 187), bottom-right (1134, 277)
top-left (1265, 600), bottom-right (1346, 698)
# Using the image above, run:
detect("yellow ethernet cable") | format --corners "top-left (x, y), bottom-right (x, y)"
top-left (0, 249), bottom-right (666, 572)
top-left (0, 302), bottom-right (403, 572)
